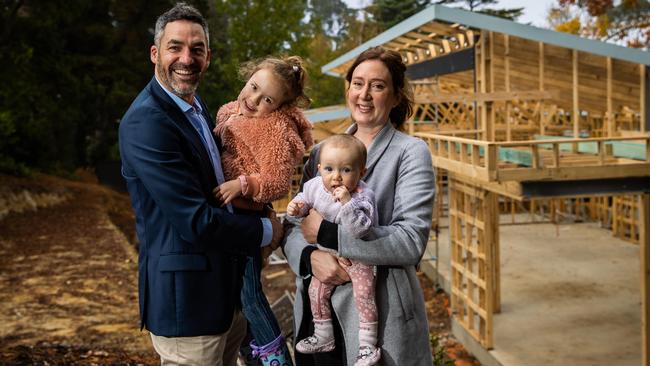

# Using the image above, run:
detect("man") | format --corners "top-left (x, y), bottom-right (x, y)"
top-left (118, 3), bottom-right (283, 365)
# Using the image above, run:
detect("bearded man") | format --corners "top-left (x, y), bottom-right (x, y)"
top-left (118, 3), bottom-right (283, 365)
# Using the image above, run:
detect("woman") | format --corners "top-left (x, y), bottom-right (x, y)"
top-left (283, 46), bottom-right (436, 366)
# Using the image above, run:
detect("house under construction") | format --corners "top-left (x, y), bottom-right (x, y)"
top-left (294, 4), bottom-right (650, 366)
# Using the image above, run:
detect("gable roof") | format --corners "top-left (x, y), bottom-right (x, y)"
top-left (323, 4), bottom-right (650, 77)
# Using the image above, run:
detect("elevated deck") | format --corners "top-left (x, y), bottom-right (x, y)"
top-left (415, 132), bottom-right (650, 199)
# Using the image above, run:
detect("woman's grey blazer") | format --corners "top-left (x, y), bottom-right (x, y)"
top-left (283, 122), bottom-right (436, 365)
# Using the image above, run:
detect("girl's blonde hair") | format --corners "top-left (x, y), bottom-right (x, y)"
top-left (239, 56), bottom-right (311, 108)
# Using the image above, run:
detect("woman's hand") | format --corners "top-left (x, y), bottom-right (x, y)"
top-left (310, 250), bottom-right (350, 285)
top-left (301, 209), bottom-right (323, 244)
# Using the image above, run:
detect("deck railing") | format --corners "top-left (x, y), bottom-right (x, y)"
top-left (414, 132), bottom-right (650, 182)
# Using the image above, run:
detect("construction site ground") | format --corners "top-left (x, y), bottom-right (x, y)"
top-left (423, 212), bottom-right (641, 366)
top-left (0, 173), bottom-right (478, 365)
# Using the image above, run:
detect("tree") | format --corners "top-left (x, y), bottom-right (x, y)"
top-left (310, 0), bottom-right (357, 42)
top-left (548, 0), bottom-right (649, 48)
top-left (1, 0), bottom-right (119, 173)
top-left (0, 0), bottom-right (311, 174)
top-left (202, 0), bottom-right (310, 107)
top-left (367, 0), bottom-right (432, 31)
top-left (303, 1), bottom-right (362, 108)
top-left (435, 0), bottom-right (524, 20)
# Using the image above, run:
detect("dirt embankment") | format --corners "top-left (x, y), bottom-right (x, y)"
top-left (0, 173), bottom-right (478, 365)
top-left (0, 173), bottom-right (156, 364)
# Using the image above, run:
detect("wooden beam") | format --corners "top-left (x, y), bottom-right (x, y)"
top-left (414, 90), bottom-right (559, 104)
top-left (607, 57), bottom-right (614, 137)
top-left (480, 31), bottom-right (489, 141)
top-left (406, 51), bottom-right (415, 65)
top-left (641, 193), bottom-right (650, 366)
top-left (488, 31), bottom-right (495, 142)
top-left (487, 191), bottom-right (500, 318)
top-left (573, 49), bottom-right (580, 139)
top-left (428, 43), bottom-right (438, 57)
top-left (505, 34), bottom-right (511, 141)
top-left (442, 39), bottom-right (452, 53)
top-left (504, 34), bottom-right (511, 91)
top-left (642, 65), bottom-right (647, 133)
top-left (538, 42), bottom-right (544, 91)
top-left (466, 30), bottom-right (475, 46)
top-left (539, 42), bottom-right (546, 136)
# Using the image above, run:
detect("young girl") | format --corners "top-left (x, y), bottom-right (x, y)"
top-left (213, 56), bottom-right (313, 366)
top-left (288, 134), bottom-right (381, 366)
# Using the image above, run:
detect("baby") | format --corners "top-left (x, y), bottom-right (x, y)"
top-left (289, 134), bottom-right (381, 366)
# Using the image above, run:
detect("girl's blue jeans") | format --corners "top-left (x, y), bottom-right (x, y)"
top-left (241, 250), bottom-right (281, 344)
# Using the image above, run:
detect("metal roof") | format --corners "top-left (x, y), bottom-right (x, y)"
top-left (303, 105), bottom-right (350, 123)
top-left (323, 4), bottom-right (650, 77)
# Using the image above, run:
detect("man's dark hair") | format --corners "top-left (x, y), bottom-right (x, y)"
top-left (154, 2), bottom-right (209, 46)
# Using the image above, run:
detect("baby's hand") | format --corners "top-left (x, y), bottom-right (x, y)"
top-left (332, 186), bottom-right (351, 204)
top-left (212, 179), bottom-right (242, 206)
top-left (287, 200), bottom-right (305, 216)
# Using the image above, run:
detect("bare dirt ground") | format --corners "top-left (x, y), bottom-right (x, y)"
top-left (0, 173), bottom-right (478, 365)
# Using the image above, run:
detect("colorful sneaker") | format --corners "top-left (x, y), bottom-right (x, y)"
top-left (295, 335), bottom-right (335, 354)
top-left (250, 335), bottom-right (294, 366)
top-left (258, 347), bottom-right (293, 366)
top-left (354, 346), bottom-right (381, 366)
top-left (239, 343), bottom-right (261, 365)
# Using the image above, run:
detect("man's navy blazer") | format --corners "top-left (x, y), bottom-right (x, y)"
top-left (119, 77), bottom-right (262, 337)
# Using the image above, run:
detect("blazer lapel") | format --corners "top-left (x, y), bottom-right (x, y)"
top-left (148, 79), bottom-right (216, 181)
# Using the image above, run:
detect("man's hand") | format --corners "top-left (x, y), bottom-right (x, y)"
top-left (261, 245), bottom-right (274, 266)
top-left (311, 250), bottom-right (350, 285)
top-left (268, 210), bottom-right (284, 250)
top-left (332, 186), bottom-right (351, 204)
top-left (286, 200), bottom-right (305, 217)
top-left (301, 209), bottom-right (323, 244)
top-left (213, 179), bottom-right (242, 206)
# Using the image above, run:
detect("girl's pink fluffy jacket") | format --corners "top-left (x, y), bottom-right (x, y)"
top-left (215, 101), bottom-right (314, 203)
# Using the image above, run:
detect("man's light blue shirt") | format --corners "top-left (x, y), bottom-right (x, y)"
top-left (155, 77), bottom-right (272, 247)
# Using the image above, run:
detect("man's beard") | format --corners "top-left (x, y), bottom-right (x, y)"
top-left (157, 57), bottom-right (202, 98)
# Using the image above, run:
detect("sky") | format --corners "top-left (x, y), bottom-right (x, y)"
top-left (495, 0), bottom-right (557, 27)
top-left (343, 0), bottom-right (558, 28)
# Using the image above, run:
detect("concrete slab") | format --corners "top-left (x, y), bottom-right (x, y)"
top-left (423, 216), bottom-right (641, 366)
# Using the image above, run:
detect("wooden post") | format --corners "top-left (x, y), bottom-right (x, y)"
top-left (487, 144), bottom-right (497, 180)
top-left (607, 57), bottom-right (614, 137)
top-left (489, 32), bottom-right (495, 141)
top-left (479, 31), bottom-right (491, 141)
top-left (539, 42), bottom-right (546, 136)
top-left (641, 193), bottom-right (650, 366)
top-left (642, 65), bottom-right (647, 133)
top-left (598, 140), bottom-right (606, 165)
top-left (505, 34), bottom-right (512, 142)
top-left (487, 191), bottom-right (500, 316)
top-left (573, 50), bottom-right (580, 139)
top-left (472, 145), bottom-right (480, 167)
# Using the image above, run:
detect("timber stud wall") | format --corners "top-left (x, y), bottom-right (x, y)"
top-left (449, 177), bottom-right (498, 348)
